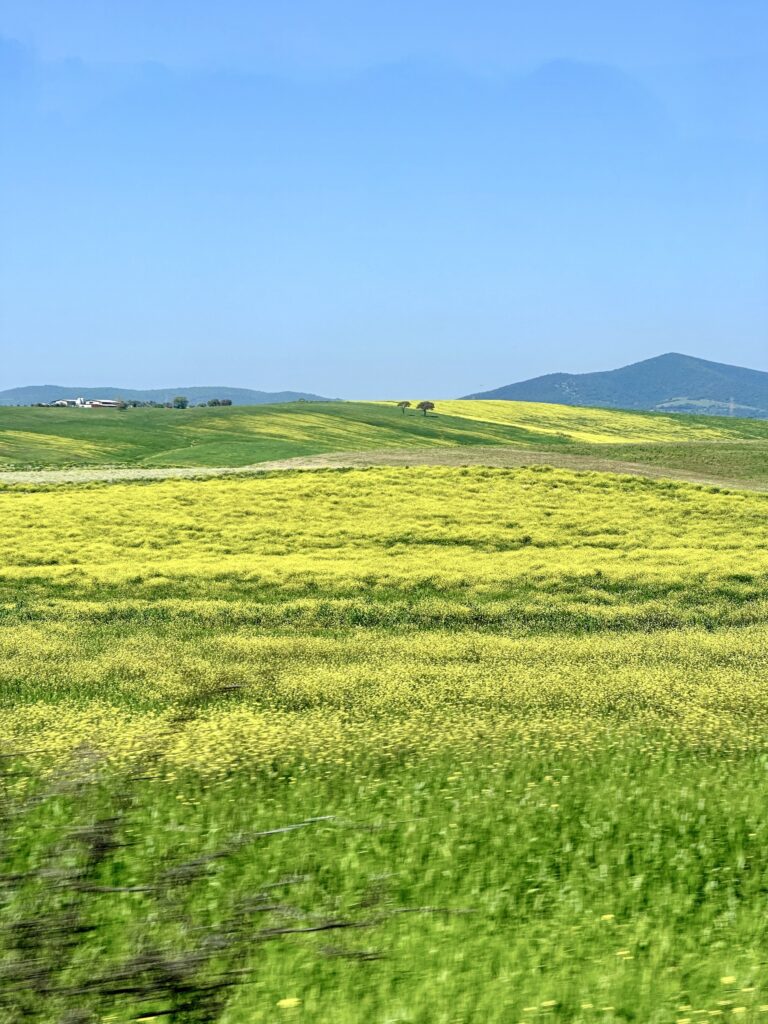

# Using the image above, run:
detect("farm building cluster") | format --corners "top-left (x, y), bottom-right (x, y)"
top-left (50, 397), bottom-right (122, 409)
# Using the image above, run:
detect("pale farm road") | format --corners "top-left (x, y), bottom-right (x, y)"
top-left (0, 447), bottom-right (764, 492)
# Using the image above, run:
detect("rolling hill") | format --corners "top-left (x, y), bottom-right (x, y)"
top-left (1, 401), bottom-right (768, 489)
top-left (0, 401), bottom-right (566, 468)
top-left (0, 385), bottom-right (331, 406)
top-left (463, 353), bottom-right (768, 418)
top-left (431, 399), bottom-right (757, 443)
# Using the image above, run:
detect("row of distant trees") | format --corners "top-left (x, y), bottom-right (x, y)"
top-left (123, 397), bottom-right (234, 409)
top-left (396, 400), bottom-right (435, 415)
top-left (168, 397), bottom-right (233, 408)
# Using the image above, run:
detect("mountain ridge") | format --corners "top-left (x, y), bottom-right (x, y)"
top-left (463, 353), bottom-right (768, 419)
top-left (0, 385), bottom-right (333, 406)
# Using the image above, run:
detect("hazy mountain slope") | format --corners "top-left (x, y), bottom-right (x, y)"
top-left (0, 385), bottom-right (331, 406)
top-left (463, 353), bottom-right (768, 418)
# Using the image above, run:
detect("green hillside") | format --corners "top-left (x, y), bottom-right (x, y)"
top-left (0, 402), bottom-right (565, 469)
top-left (2, 400), bottom-right (768, 486)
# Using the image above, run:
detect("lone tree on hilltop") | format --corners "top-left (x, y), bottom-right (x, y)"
top-left (396, 401), bottom-right (411, 414)
top-left (172, 396), bottom-right (189, 409)
top-left (416, 400), bottom-right (435, 416)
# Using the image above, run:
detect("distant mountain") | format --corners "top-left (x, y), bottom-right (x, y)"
top-left (463, 353), bottom-right (768, 419)
top-left (0, 385), bottom-right (332, 407)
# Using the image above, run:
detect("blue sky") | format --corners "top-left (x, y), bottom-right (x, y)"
top-left (1, 1), bottom-right (766, 397)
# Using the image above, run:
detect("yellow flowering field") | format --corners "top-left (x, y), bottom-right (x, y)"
top-left (2, 466), bottom-right (768, 1022)
top-left (424, 399), bottom-right (751, 443)
top-left (2, 466), bottom-right (768, 769)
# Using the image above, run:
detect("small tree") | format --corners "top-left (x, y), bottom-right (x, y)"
top-left (396, 401), bottom-right (411, 414)
top-left (173, 396), bottom-right (189, 409)
top-left (416, 400), bottom-right (435, 416)
top-left (220, 399), bottom-right (232, 406)
top-left (207, 398), bottom-right (221, 407)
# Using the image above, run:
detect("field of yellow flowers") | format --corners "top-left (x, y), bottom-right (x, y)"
top-left (2, 466), bottom-right (768, 1022)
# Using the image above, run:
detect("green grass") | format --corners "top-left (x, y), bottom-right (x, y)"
top-left (565, 440), bottom-right (768, 486)
top-left (5, 748), bottom-right (768, 1024)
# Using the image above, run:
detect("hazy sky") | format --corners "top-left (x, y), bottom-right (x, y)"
top-left (1, 1), bottom-right (766, 397)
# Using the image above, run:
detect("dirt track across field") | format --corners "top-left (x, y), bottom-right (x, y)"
top-left (0, 446), bottom-right (765, 492)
